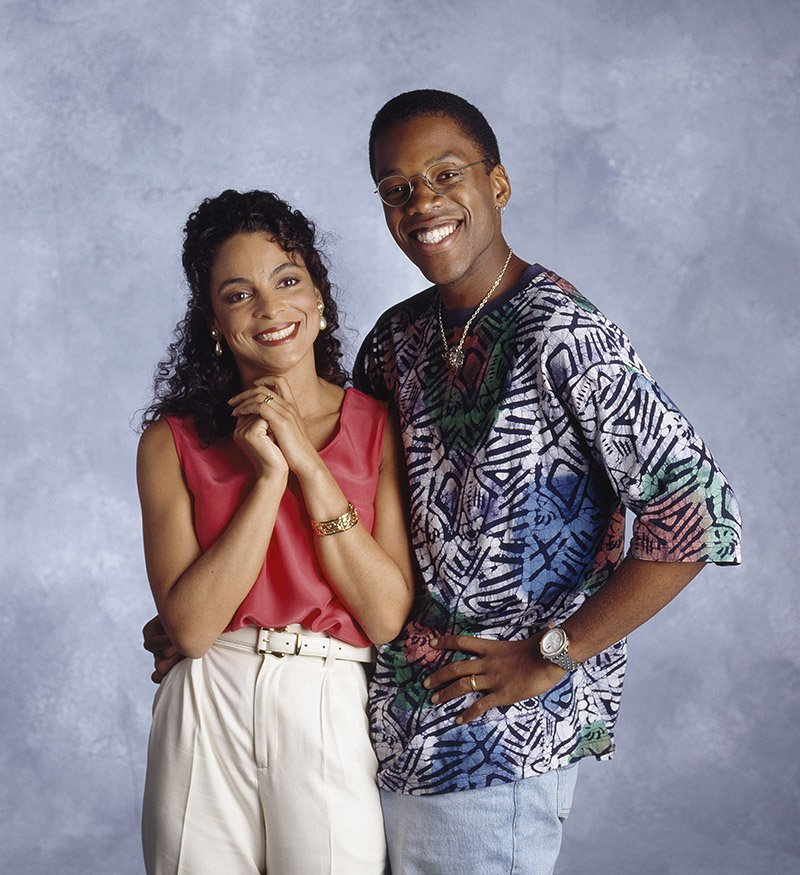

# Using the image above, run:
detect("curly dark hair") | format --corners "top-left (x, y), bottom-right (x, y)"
top-left (369, 89), bottom-right (501, 181)
top-left (142, 189), bottom-right (348, 446)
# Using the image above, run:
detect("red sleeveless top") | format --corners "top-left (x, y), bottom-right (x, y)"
top-left (166, 388), bottom-right (387, 647)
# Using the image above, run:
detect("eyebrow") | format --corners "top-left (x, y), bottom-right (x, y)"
top-left (215, 261), bottom-right (297, 295)
top-left (377, 151), bottom-right (466, 179)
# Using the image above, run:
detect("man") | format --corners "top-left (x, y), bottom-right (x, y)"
top-left (147, 89), bottom-right (741, 873)
top-left (350, 89), bottom-right (740, 873)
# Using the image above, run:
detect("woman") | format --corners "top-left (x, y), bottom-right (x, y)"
top-left (137, 189), bottom-right (414, 874)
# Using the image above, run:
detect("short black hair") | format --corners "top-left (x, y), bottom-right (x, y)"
top-left (369, 89), bottom-right (501, 181)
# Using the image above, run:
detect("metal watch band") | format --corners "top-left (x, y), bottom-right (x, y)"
top-left (547, 651), bottom-right (582, 672)
top-left (540, 625), bottom-right (582, 672)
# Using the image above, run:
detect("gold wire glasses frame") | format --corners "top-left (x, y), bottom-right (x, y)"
top-left (375, 159), bottom-right (491, 207)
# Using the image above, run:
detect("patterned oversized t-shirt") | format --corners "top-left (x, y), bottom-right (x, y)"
top-left (353, 264), bottom-right (742, 796)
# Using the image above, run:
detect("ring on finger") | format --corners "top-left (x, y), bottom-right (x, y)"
top-left (263, 393), bottom-right (274, 405)
top-left (469, 674), bottom-right (479, 693)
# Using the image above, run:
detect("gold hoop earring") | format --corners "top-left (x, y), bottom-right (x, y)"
top-left (210, 328), bottom-right (223, 357)
top-left (317, 301), bottom-right (328, 331)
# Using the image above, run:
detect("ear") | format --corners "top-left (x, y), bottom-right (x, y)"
top-left (490, 163), bottom-right (512, 210)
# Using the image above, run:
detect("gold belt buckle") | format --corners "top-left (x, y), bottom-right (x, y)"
top-left (268, 626), bottom-right (302, 657)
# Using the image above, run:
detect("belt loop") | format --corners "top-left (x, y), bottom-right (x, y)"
top-left (324, 647), bottom-right (337, 668)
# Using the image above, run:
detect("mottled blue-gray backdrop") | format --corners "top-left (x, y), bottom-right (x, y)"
top-left (2, 1), bottom-right (798, 872)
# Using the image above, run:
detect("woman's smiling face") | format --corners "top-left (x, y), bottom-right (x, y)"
top-left (209, 231), bottom-right (322, 385)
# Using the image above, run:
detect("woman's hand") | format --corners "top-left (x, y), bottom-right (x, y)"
top-left (232, 407), bottom-right (288, 481)
top-left (229, 377), bottom-right (322, 480)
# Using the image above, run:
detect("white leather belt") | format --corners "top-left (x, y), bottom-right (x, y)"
top-left (255, 626), bottom-right (374, 663)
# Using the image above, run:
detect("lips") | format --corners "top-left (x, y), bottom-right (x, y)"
top-left (253, 323), bottom-right (299, 345)
top-left (410, 221), bottom-right (460, 246)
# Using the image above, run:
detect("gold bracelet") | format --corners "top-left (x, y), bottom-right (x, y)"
top-left (310, 502), bottom-right (359, 536)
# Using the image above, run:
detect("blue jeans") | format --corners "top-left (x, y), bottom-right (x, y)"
top-left (380, 767), bottom-right (578, 875)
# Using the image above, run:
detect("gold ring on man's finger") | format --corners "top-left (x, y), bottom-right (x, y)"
top-left (263, 393), bottom-right (274, 405)
top-left (469, 674), bottom-right (479, 693)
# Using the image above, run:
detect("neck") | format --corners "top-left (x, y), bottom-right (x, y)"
top-left (287, 373), bottom-right (332, 420)
top-left (438, 251), bottom-right (529, 311)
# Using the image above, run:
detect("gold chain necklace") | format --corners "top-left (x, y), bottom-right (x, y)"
top-left (437, 247), bottom-right (513, 372)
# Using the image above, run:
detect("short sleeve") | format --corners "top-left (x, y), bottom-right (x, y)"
top-left (546, 313), bottom-right (742, 566)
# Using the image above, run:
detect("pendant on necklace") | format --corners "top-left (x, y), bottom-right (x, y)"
top-left (443, 347), bottom-right (465, 370)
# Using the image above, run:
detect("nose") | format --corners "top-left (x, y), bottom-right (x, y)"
top-left (254, 288), bottom-right (284, 318)
top-left (405, 174), bottom-right (441, 213)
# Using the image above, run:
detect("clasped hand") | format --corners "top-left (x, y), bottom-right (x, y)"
top-left (229, 377), bottom-right (317, 479)
top-left (423, 633), bottom-right (566, 724)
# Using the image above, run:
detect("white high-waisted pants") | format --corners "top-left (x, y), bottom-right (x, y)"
top-left (141, 627), bottom-right (386, 874)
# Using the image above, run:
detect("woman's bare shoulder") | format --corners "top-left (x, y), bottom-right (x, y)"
top-left (137, 418), bottom-right (181, 476)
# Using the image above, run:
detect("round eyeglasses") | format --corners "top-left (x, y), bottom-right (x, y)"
top-left (375, 159), bottom-right (491, 207)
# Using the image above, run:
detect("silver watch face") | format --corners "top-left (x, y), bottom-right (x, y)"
top-left (541, 627), bottom-right (567, 657)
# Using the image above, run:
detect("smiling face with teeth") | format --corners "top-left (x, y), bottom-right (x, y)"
top-left (209, 231), bottom-right (323, 386)
top-left (373, 114), bottom-right (514, 307)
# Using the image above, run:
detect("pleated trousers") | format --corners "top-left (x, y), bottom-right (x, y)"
top-left (142, 626), bottom-right (386, 874)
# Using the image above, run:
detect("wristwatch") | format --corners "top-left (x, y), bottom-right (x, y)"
top-left (539, 626), bottom-right (581, 672)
